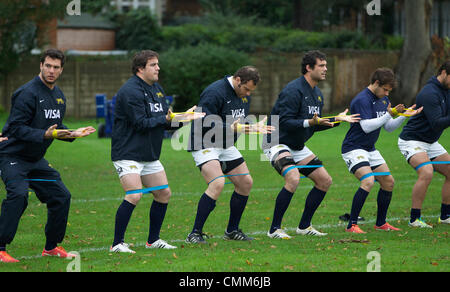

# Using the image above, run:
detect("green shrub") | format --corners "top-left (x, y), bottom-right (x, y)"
top-left (273, 30), bottom-right (336, 52)
top-left (333, 30), bottom-right (371, 50)
top-left (160, 24), bottom-right (213, 51)
top-left (115, 10), bottom-right (398, 54)
top-left (114, 9), bottom-right (163, 51)
top-left (159, 44), bottom-right (250, 111)
top-left (385, 35), bottom-right (404, 50)
top-left (158, 24), bottom-right (377, 53)
top-left (225, 25), bottom-right (289, 52)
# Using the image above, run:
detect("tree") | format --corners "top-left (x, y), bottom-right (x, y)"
top-left (160, 44), bottom-right (249, 111)
top-left (198, 0), bottom-right (294, 26)
top-left (112, 9), bottom-right (163, 51)
top-left (0, 0), bottom-right (66, 79)
top-left (394, 0), bottom-right (433, 105)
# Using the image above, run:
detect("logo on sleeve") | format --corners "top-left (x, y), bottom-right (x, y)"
top-left (56, 98), bottom-right (65, 104)
top-left (156, 92), bottom-right (164, 98)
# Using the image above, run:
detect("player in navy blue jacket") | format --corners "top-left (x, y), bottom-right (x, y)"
top-left (341, 68), bottom-right (422, 234)
top-left (185, 66), bottom-right (274, 244)
top-left (262, 51), bottom-right (360, 239)
top-left (398, 61), bottom-right (450, 227)
top-left (0, 49), bottom-right (96, 263)
top-left (110, 50), bottom-right (204, 253)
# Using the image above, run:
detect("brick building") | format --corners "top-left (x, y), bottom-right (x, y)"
top-left (56, 13), bottom-right (116, 51)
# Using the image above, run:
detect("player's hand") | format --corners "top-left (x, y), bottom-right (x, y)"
top-left (310, 113), bottom-right (334, 127)
top-left (44, 124), bottom-right (71, 139)
top-left (231, 116), bottom-right (275, 134)
top-left (247, 116), bottom-right (275, 134)
top-left (335, 109), bottom-right (361, 123)
top-left (0, 133), bottom-right (7, 142)
top-left (402, 104), bottom-right (423, 117)
top-left (69, 126), bottom-right (96, 138)
top-left (387, 103), bottom-right (405, 117)
top-left (169, 105), bottom-right (206, 122)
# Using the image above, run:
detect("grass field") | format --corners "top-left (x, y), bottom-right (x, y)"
top-left (0, 116), bottom-right (448, 272)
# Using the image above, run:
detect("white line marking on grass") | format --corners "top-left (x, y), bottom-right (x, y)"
top-left (17, 214), bottom-right (440, 260)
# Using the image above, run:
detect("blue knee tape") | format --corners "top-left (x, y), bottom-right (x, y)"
top-left (125, 184), bottom-right (169, 195)
top-left (359, 172), bottom-right (390, 181)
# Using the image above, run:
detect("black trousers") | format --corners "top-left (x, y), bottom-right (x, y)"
top-left (0, 156), bottom-right (71, 246)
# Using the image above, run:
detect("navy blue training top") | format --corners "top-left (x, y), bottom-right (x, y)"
top-left (188, 76), bottom-right (251, 151)
top-left (400, 76), bottom-right (450, 144)
top-left (263, 76), bottom-right (335, 151)
top-left (111, 75), bottom-right (170, 162)
top-left (341, 88), bottom-right (390, 153)
top-left (0, 76), bottom-right (72, 162)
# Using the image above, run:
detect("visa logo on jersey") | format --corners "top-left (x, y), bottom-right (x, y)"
top-left (308, 106), bottom-right (320, 115)
top-left (149, 102), bottom-right (164, 113)
top-left (231, 109), bottom-right (246, 118)
top-left (44, 109), bottom-right (61, 119)
top-left (376, 111), bottom-right (387, 118)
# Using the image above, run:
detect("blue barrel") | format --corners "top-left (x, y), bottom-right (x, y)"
top-left (96, 94), bottom-right (107, 118)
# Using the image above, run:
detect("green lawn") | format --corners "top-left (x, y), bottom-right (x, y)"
top-left (0, 117), bottom-right (448, 272)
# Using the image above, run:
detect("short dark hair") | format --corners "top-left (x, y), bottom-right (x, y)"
top-left (301, 50), bottom-right (326, 75)
top-left (40, 49), bottom-right (65, 67)
top-left (437, 60), bottom-right (450, 75)
top-left (132, 50), bottom-right (159, 75)
top-left (233, 66), bottom-right (260, 85)
top-left (370, 68), bottom-right (397, 88)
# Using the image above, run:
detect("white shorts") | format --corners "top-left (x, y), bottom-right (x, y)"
top-left (398, 138), bottom-right (447, 161)
top-left (113, 160), bottom-right (164, 178)
top-left (191, 146), bottom-right (243, 166)
top-left (341, 149), bottom-right (386, 173)
top-left (263, 144), bottom-right (314, 163)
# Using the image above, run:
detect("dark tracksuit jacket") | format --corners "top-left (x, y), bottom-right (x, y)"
top-left (263, 76), bottom-right (336, 151)
top-left (400, 76), bottom-right (450, 144)
top-left (111, 75), bottom-right (173, 162)
top-left (341, 88), bottom-right (390, 154)
top-left (0, 76), bottom-right (72, 245)
top-left (188, 76), bottom-right (251, 151)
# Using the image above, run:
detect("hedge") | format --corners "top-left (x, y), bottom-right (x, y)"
top-left (159, 44), bottom-right (250, 111)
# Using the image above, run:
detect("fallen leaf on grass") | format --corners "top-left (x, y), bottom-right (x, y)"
top-left (338, 238), bottom-right (370, 244)
top-left (284, 265), bottom-right (294, 271)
